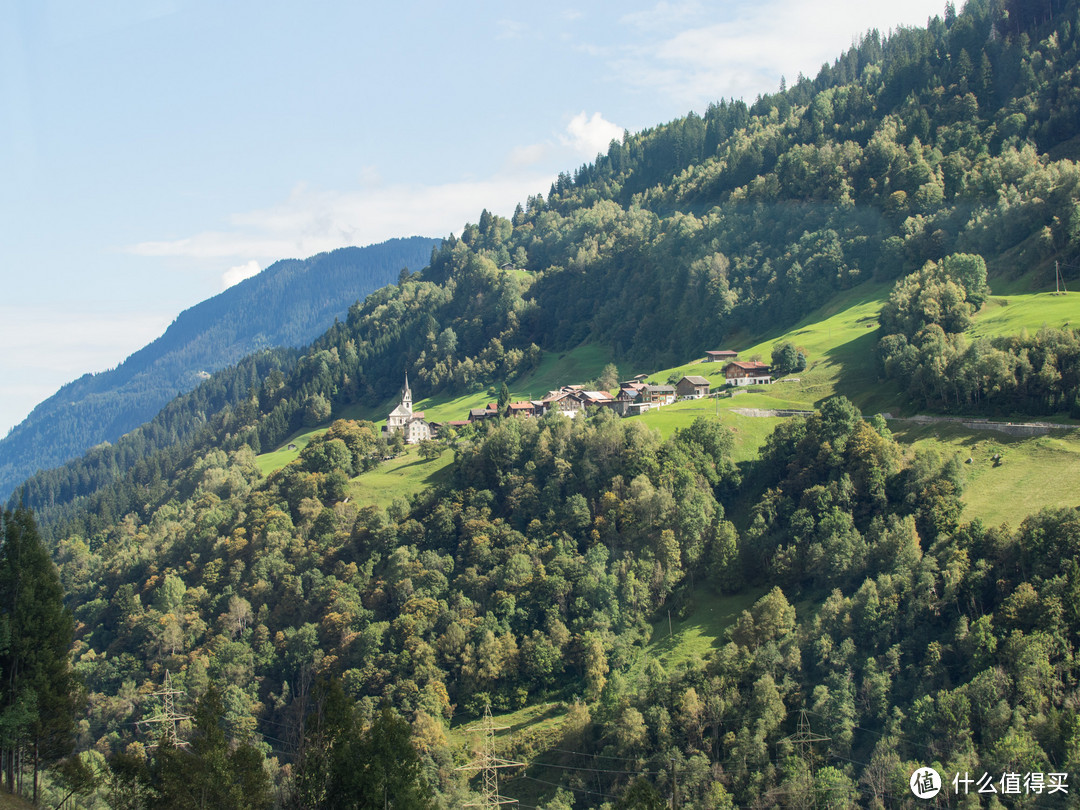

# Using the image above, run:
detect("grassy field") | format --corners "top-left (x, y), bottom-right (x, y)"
top-left (968, 291), bottom-right (1077, 338)
top-left (640, 586), bottom-right (767, 674)
top-left (888, 421), bottom-right (1080, 528)
top-left (638, 282), bottom-right (899, 415)
top-left (254, 429), bottom-right (321, 476)
top-left (346, 446), bottom-right (455, 511)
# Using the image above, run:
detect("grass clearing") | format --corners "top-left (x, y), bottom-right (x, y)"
top-left (970, 291), bottom-right (1078, 338)
top-left (347, 446), bottom-right (455, 511)
top-left (641, 587), bottom-right (766, 674)
top-left (255, 428), bottom-right (323, 476)
top-left (888, 421), bottom-right (1080, 527)
top-left (642, 281), bottom-right (899, 415)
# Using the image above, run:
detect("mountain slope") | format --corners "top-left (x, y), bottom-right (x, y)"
top-left (14, 2), bottom-right (1080, 806)
top-left (16, 0), bottom-right (1080, 539)
top-left (0, 237), bottom-right (440, 499)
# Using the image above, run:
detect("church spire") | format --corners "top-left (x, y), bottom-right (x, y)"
top-left (401, 372), bottom-right (412, 411)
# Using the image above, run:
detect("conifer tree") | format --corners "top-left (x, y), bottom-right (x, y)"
top-left (0, 507), bottom-right (77, 802)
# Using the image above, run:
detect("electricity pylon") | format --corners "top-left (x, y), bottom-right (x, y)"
top-left (457, 705), bottom-right (526, 808)
top-left (138, 670), bottom-right (191, 748)
top-left (780, 710), bottom-right (830, 810)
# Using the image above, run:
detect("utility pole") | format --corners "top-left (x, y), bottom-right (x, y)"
top-left (779, 711), bottom-right (829, 810)
top-left (457, 705), bottom-right (526, 809)
top-left (138, 670), bottom-right (191, 748)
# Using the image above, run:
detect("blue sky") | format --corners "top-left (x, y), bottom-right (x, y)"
top-left (0, 0), bottom-right (948, 435)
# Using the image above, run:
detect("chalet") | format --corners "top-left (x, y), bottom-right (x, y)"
top-left (643, 384), bottom-right (676, 406)
top-left (723, 361), bottom-right (771, 386)
top-left (468, 407), bottom-right (495, 422)
top-left (579, 390), bottom-right (616, 409)
top-left (543, 390), bottom-right (584, 418)
top-left (612, 387), bottom-right (642, 416)
top-left (383, 373), bottom-right (434, 443)
top-left (705, 350), bottom-right (739, 363)
top-left (506, 401), bottom-right (538, 417)
top-left (676, 375), bottom-right (711, 399)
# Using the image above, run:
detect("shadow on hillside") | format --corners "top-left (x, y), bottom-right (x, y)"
top-left (826, 329), bottom-right (897, 413)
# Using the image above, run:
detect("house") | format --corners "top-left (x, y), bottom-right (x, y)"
top-left (723, 361), bottom-right (771, 386)
top-left (506, 401), bottom-right (538, 417)
top-left (468, 407), bottom-right (495, 422)
top-left (705, 350), bottom-right (739, 363)
top-left (579, 390), bottom-right (616, 410)
top-left (643, 384), bottom-right (676, 406)
top-left (612, 387), bottom-right (642, 416)
top-left (542, 390), bottom-right (584, 418)
top-left (383, 373), bottom-right (434, 443)
top-left (676, 375), bottom-right (711, 399)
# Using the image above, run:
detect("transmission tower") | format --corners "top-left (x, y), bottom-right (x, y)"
top-left (138, 670), bottom-right (192, 748)
top-left (779, 710), bottom-right (830, 810)
top-left (456, 705), bottom-right (526, 809)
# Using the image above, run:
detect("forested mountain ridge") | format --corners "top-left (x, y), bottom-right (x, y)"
top-left (15, 0), bottom-right (1080, 536)
top-left (7, 2), bottom-right (1080, 805)
top-left (0, 237), bottom-right (440, 501)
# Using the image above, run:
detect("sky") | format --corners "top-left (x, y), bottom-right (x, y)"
top-left (0, 0), bottom-right (950, 436)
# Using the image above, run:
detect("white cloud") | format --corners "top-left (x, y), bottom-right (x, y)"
top-left (222, 260), bottom-right (261, 289)
top-left (496, 19), bottom-right (526, 39)
top-left (561, 112), bottom-right (624, 159)
top-left (126, 169), bottom-right (558, 263)
top-left (507, 142), bottom-right (552, 169)
top-left (620, 1), bottom-right (703, 31)
top-left (607, 0), bottom-right (948, 107)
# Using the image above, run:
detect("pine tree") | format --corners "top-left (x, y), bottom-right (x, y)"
top-left (0, 507), bottom-right (77, 802)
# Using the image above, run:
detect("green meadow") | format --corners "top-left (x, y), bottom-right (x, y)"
top-left (346, 446), bottom-right (455, 511)
top-left (888, 420), bottom-right (1080, 528)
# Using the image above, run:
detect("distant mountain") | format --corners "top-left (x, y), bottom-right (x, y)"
top-left (0, 236), bottom-right (440, 499)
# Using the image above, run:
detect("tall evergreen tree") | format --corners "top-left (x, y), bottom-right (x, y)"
top-left (0, 507), bottom-right (77, 802)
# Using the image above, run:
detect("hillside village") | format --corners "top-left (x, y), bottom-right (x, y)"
top-left (383, 349), bottom-right (774, 444)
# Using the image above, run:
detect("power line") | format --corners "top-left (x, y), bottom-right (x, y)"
top-left (457, 705), bottom-right (526, 809)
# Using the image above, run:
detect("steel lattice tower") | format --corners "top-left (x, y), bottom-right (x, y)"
top-left (456, 705), bottom-right (525, 808)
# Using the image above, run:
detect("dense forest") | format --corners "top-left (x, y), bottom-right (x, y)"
top-left (30, 400), bottom-right (1080, 807)
top-left (4, 0), bottom-right (1080, 806)
top-left (0, 237), bottom-right (439, 501)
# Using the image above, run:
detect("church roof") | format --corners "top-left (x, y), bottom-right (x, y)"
top-left (389, 403), bottom-right (412, 417)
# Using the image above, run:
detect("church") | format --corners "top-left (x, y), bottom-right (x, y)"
top-left (383, 373), bottom-right (434, 444)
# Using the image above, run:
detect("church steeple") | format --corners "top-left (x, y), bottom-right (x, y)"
top-left (401, 372), bottom-right (412, 412)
